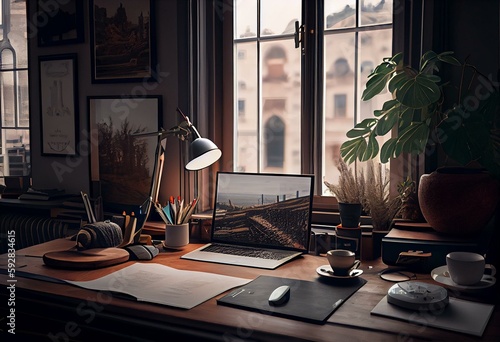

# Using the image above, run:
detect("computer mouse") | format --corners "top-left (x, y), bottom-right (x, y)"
top-left (268, 285), bottom-right (290, 306)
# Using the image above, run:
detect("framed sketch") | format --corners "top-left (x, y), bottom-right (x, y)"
top-left (90, 0), bottom-right (156, 83)
top-left (37, 0), bottom-right (85, 46)
top-left (88, 95), bottom-right (162, 213)
top-left (39, 54), bottom-right (78, 156)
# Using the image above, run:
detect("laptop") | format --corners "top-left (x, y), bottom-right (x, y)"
top-left (181, 172), bottom-right (314, 269)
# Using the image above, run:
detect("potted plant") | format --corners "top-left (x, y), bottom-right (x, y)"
top-left (324, 159), bottom-right (364, 228)
top-left (340, 50), bottom-right (500, 235)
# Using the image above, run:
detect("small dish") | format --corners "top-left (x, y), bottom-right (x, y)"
top-left (431, 265), bottom-right (496, 291)
top-left (316, 265), bottom-right (363, 279)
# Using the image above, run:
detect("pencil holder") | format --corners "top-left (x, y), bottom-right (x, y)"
top-left (165, 223), bottom-right (189, 248)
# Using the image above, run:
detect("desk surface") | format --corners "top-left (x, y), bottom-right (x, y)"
top-left (1, 239), bottom-right (499, 341)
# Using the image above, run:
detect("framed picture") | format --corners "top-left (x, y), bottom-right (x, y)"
top-left (37, 0), bottom-right (85, 46)
top-left (39, 54), bottom-right (78, 156)
top-left (89, 0), bottom-right (156, 83)
top-left (88, 95), bottom-right (162, 213)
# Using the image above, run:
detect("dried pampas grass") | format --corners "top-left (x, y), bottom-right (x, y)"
top-left (324, 159), bottom-right (363, 204)
top-left (361, 160), bottom-right (402, 231)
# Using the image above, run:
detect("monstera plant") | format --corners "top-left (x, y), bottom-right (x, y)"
top-left (340, 50), bottom-right (500, 179)
top-left (340, 50), bottom-right (500, 235)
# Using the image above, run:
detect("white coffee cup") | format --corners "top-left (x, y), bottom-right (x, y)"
top-left (446, 252), bottom-right (496, 286)
top-left (326, 249), bottom-right (360, 276)
top-left (165, 223), bottom-right (189, 248)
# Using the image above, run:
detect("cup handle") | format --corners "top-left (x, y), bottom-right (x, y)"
top-left (485, 264), bottom-right (496, 277)
top-left (351, 260), bottom-right (361, 270)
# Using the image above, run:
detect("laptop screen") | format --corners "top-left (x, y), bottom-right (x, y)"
top-left (211, 172), bottom-right (314, 252)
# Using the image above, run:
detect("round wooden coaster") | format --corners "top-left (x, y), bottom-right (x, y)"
top-left (43, 247), bottom-right (129, 269)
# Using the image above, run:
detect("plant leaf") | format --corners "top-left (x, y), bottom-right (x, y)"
top-left (340, 137), bottom-right (367, 164)
top-left (396, 74), bottom-right (441, 108)
top-left (380, 138), bottom-right (399, 163)
top-left (397, 122), bottom-right (430, 154)
top-left (360, 133), bottom-right (379, 161)
top-left (375, 106), bottom-right (400, 135)
top-left (345, 118), bottom-right (377, 138)
top-left (362, 64), bottom-right (396, 101)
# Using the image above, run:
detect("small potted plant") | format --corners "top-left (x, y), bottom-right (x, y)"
top-left (340, 50), bottom-right (500, 235)
top-left (324, 159), bottom-right (364, 228)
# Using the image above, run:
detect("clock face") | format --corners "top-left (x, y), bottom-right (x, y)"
top-left (387, 281), bottom-right (449, 311)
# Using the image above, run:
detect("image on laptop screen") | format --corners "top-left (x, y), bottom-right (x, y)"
top-left (212, 172), bottom-right (313, 250)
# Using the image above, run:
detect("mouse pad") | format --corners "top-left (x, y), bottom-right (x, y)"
top-left (217, 275), bottom-right (367, 323)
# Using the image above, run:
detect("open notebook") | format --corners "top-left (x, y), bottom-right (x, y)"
top-left (182, 172), bottom-right (314, 269)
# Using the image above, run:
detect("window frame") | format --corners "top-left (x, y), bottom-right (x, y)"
top-left (206, 0), bottom-right (417, 201)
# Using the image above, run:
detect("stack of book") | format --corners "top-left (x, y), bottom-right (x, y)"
top-left (18, 188), bottom-right (67, 201)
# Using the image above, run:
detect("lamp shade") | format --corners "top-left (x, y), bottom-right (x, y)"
top-left (185, 137), bottom-right (222, 171)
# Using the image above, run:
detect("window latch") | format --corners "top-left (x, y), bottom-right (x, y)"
top-left (294, 21), bottom-right (304, 49)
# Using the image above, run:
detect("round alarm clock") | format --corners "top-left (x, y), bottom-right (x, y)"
top-left (387, 281), bottom-right (449, 311)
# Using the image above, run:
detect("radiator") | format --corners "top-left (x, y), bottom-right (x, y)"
top-left (0, 214), bottom-right (68, 254)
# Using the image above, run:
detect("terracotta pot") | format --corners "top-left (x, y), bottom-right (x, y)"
top-left (418, 167), bottom-right (499, 235)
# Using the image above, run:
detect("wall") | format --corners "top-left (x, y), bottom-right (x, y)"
top-left (27, 0), bottom-right (185, 203)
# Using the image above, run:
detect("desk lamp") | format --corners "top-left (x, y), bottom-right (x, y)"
top-left (132, 108), bottom-right (221, 226)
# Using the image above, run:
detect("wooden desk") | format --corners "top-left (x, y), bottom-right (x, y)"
top-left (1, 239), bottom-right (499, 341)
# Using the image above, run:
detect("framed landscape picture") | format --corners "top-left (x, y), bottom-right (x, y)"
top-left (39, 54), bottom-right (78, 156)
top-left (37, 0), bottom-right (85, 46)
top-left (90, 0), bottom-right (156, 83)
top-left (88, 95), bottom-right (162, 213)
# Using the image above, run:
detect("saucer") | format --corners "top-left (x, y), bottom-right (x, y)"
top-left (316, 265), bottom-right (363, 279)
top-left (431, 265), bottom-right (496, 290)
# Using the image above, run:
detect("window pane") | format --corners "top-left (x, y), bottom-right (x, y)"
top-left (325, 0), bottom-right (356, 29)
top-left (1, 71), bottom-right (15, 127)
top-left (235, 42), bottom-right (258, 172)
top-left (323, 33), bottom-right (355, 193)
top-left (260, 0), bottom-right (300, 36)
top-left (18, 70), bottom-right (29, 127)
top-left (6, 0), bottom-right (28, 68)
top-left (360, 0), bottom-right (393, 26)
top-left (358, 29), bottom-right (392, 122)
top-left (260, 39), bottom-right (301, 173)
top-left (1, 129), bottom-right (30, 177)
top-left (358, 29), bottom-right (392, 164)
top-left (235, 0), bottom-right (257, 39)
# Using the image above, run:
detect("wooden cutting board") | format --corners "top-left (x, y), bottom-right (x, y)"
top-left (43, 247), bottom-right (130, 269)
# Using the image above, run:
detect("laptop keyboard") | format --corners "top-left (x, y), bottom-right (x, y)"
top-left (201, 243), bottom-right (294, 260)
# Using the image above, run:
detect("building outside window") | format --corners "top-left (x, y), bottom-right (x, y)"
top-left (232, 0), bottom-right (392, 193)
top-left (0, 0), bottom-right (29, 182)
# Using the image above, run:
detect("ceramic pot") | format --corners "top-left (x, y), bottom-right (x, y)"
top-left (418, 167), bottom-right (499, 235)
top-left (338, 202), bottom-right (362, 228)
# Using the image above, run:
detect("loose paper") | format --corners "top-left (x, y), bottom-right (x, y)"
top-left (67, 263), bottom-right (251, 309)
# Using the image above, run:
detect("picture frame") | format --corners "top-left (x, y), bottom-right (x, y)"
top-left (89, 0), bottom-right (156, 83)
top-left (88, 95), bottom-right (162, 213)
top-left (36, 0), bottom-right (85, 47)
top-left (39, 54), bottom-right (78, 156)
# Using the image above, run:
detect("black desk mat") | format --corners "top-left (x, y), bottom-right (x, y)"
top-left (217, 275), bottom-right (367, 323)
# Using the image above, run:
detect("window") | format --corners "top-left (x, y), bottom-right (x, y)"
top-left (230, 0), bottom-right (393, 194)
top-left (333, 94), bottom-right (347, 118)
top-left (0, 0), bottom-right (29, 180)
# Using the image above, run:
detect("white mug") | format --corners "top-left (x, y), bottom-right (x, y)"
top-left (326, 249), bottom-right (360, 276)
top-left (446, 252), bottom-right (496, 286)
top-left (165, 223), bottom-right (189, 248)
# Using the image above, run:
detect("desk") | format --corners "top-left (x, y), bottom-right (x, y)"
top-left (1, 239), bottom-right (499, 341)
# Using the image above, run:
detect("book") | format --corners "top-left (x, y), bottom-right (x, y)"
top-left (117, 215), bottom-right (138, 248)
top-left (18, 188), bottom-right (67, 201)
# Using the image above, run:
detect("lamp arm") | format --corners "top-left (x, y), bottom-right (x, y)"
top-left (176, 107), bottom-right (202, 139)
